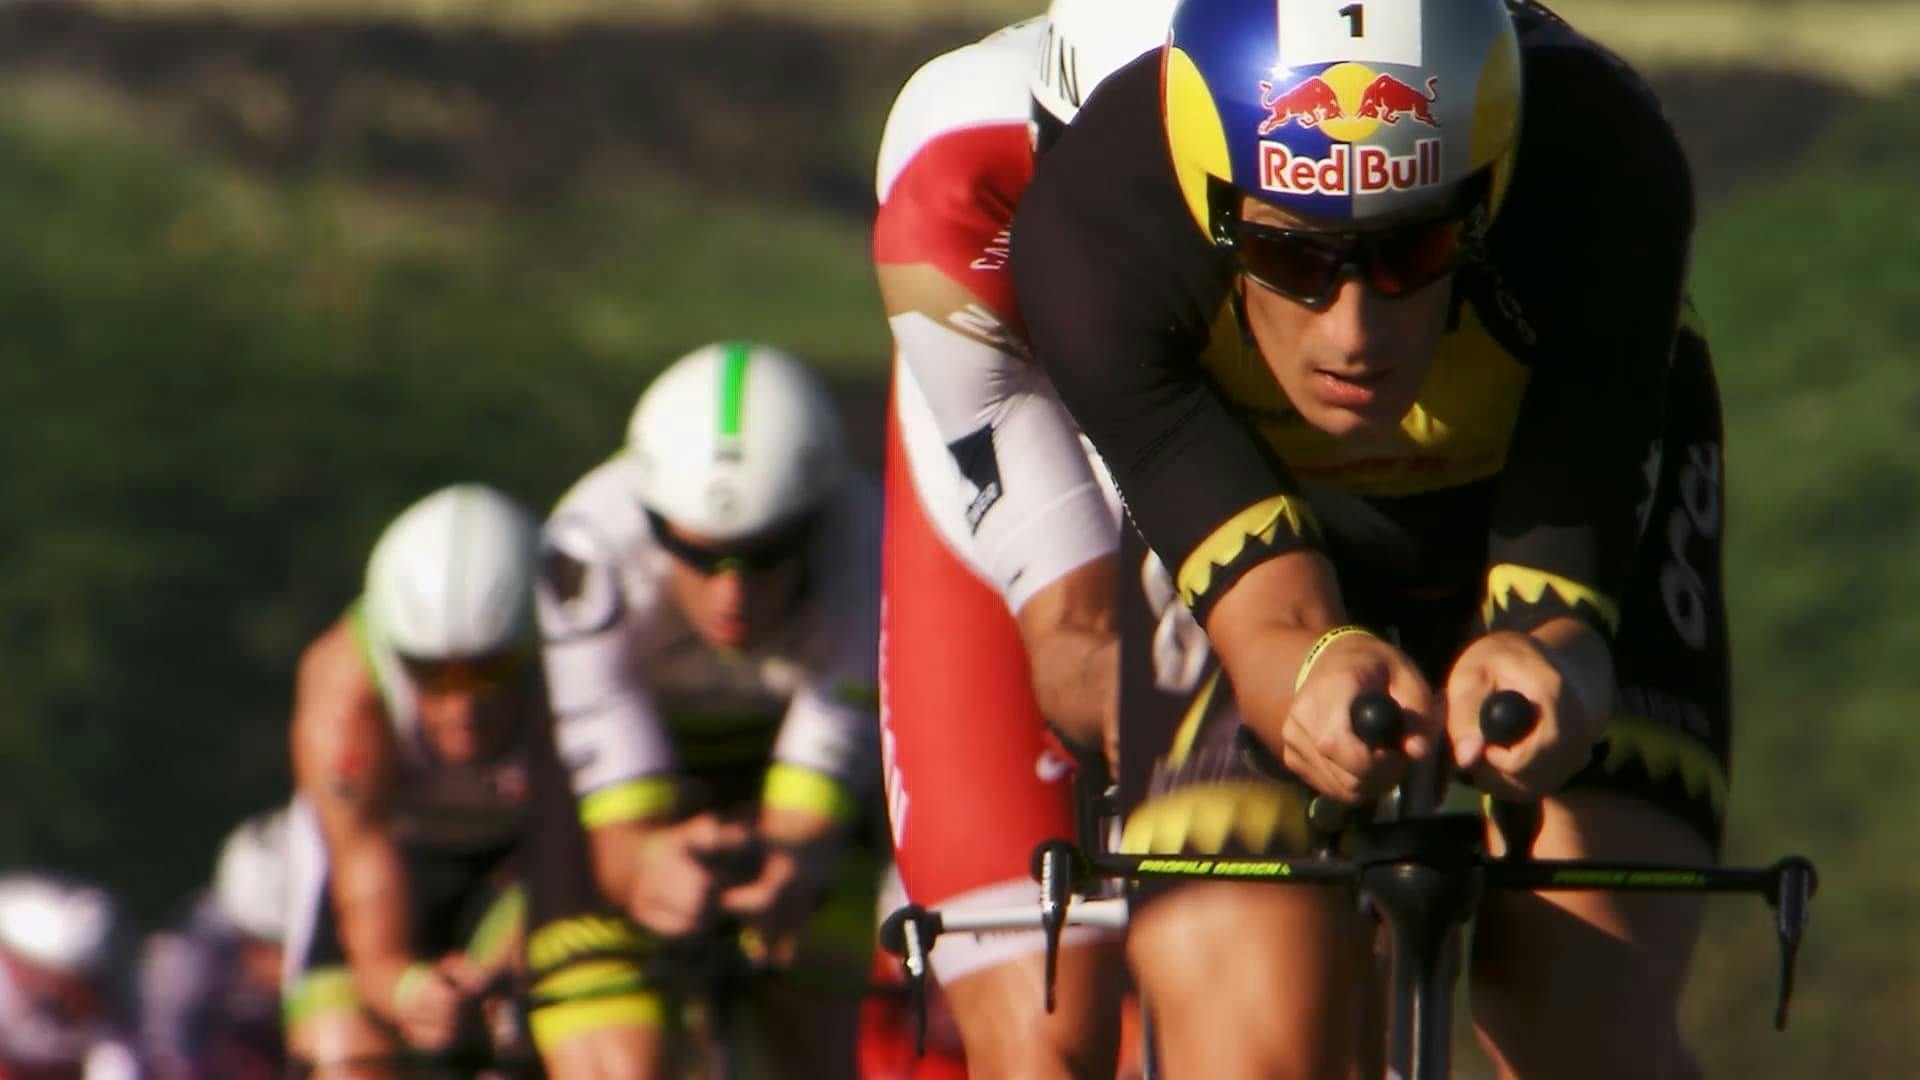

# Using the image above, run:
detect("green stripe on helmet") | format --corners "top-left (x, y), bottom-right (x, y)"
top-left (718, 342), bottom-right (751, 440)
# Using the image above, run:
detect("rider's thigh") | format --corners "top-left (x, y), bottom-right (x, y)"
top-left (535, 1023), bottom-right (670, 1080)
top-left (941, 942), bottom-right (1127, 1080)
top-left (290, 1009), bottom-right (404, 1080)
top-left (1470, 787), bottom-right (1709, 1080)
top-left (1130, 882), bottom-right (1370, 1080)
top-left (749, 977), bottom-right (863, 1080)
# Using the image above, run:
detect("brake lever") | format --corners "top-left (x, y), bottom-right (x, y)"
top-left (877, 904), bottom-right (939, 1056)
top-left (1768, 856), bottom-right (1818, 1031)
top-left (1032, 839), bottom-right (1079, 1013)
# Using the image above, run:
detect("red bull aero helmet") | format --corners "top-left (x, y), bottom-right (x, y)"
top-left (1164, 0), bottom-right (1521, 238)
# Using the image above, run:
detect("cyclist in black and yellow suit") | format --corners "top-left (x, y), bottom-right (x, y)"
top-left (1011, 0), bottom-right (1728, 1075)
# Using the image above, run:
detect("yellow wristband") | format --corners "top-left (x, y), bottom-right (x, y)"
top-left (1293, 626), bottom-right (1377, 692)
top-left (392, 962), bottom-right (437, 1014)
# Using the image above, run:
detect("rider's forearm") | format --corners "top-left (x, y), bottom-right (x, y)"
top-left (329, 829), bottom-right (423, 1020)
top-left (757, 802), bottom-right (844, 848)
top-left (1015, 556), bottom-right (1119, 756)
top-left (1024, 625), bottom-right (1117, 756)
top-left (586, 819), bottom-right (657, 911)
top-left (1203, 550), bottom-right (1348, 736)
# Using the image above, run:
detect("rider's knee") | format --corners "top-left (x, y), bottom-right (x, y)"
top-left (940, 946), bottom-right (1124, 1080)
top-left (1472, 1000), bottom-right (1698, 1080)
top-left (1129, 885), bottom-right (1366, 1080)
top-left (533, 1022), bottom-right (669, 1080)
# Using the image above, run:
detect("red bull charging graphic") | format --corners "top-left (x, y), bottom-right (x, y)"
top-left (1254, 62), bottom-right (1444, 199)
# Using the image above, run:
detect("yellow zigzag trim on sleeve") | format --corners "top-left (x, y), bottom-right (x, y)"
top-left (526, 914), bottom-right (651, 976)
top-left (1120, 781), bottom-right (1312, 856)
top-left (1481, 563), bottom-right (1620, 633)
top-left (1598, 716), bottom-right (1729, 821)
top-left (1177, 496), bottom-right (1319, 608)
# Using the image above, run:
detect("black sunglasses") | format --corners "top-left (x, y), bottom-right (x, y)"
top-left (647, 510), bottom-right (817, 576)
top-left (1220, 210), bottom-right (1479, 306)
top-left (397, 647), bottom-right (532, 695)
top-left (1211, 173), bottom-right (1490, 306)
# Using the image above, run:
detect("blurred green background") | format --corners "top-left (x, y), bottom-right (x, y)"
top-left (0, 0), bottom-right (1912, 1072)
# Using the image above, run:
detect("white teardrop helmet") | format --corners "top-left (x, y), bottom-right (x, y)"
top-left (624, 342), bottom-right (848, 543)
top-left (213, 808), bottom-right (290, 945)
top-left (364, 484), bottom-right (539, 659)
top-left (1031, 0), bottom-right (1179, 126)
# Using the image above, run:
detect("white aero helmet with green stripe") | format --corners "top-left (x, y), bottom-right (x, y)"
top-left (625, 342), bottom-right (848, 542)
top-left (364, 484), bottom-right (539, 659)
top-left (212, 807), bottom-right (290, 944)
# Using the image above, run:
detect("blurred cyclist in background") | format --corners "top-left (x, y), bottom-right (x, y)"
top-left (538, 342), bottom-right (882, 1078)
top-left (284, 483), bottom-right (654, 1078)
top-left (0, 873), bottom-right (142, 1079)
top-left (140, 808), bottom-right (289, 1080)
top-left (870, 0), bottom-right (1176, 1072)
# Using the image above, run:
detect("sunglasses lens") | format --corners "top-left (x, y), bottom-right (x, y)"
top-left (649, 511), bottom-right (813, 576)
top-left (402, 650), bottom-right (527, 693)
top-left (1234, 226), bottom-right (1347, 302)
top-left (1365, 217), bottom-right (1467, 297)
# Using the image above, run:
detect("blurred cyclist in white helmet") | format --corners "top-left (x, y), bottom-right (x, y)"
top-left (869, 0), bottom-right (1175, 1072)
top-left (0, 872), bottom-right (142, 1080)
top-left (140, 808), bottom-right (290, 1080)
top-left (539, 342), bottom-right (883, 1076)
top-left (282, 484), bottom-right (657, 1077)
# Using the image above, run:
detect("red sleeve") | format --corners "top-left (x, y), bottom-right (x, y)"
top-left (873, 124), bottom-right (1034, 327)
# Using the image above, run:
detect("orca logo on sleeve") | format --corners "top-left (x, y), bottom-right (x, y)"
top-left (947, 426), bottom-right (1004, 534)
top-left (538, 518), bottom-right (624, 640)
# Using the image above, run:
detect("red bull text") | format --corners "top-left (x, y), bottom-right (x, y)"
top-left (1258, 138), bottom-right (1442, 197)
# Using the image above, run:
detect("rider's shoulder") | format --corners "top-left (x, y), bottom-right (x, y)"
top-left (1498, 8), bottom-right (1692, 248)
top-left (1514, 5), bottom-right (1683, 162)
top-left (295, 618), bottom-right (373, 696)
top-left (875, 18), bottom-right (1042, 206)
top-left (547, 457), bottom-right (650, 563)
top-left (539, 459), bottom-right (655, 640)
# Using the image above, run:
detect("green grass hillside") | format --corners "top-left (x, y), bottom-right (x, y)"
top-left (0, 100), bottom-right (886, 909)
top-left (1678, 88), bottom-right (1920, 1074)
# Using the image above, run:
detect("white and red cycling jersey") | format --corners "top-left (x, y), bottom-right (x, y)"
top-left (872, 18), bottom-right (1124, 984)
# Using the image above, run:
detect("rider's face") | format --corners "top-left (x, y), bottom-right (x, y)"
top-left (405, 651), bottom-right (528, 764)
top-left (659, 521), bottom-right (808, 652)
top-left (1236, 197), bottom-right (1453, 438)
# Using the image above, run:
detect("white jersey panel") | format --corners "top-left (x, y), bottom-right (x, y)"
top-left (875, 18), bottom-right (1043, 205)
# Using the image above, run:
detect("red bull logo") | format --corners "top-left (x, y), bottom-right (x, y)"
top-left (1357, 75), bottom-right (1440, 127)
top-left (1256, 76), bottom-right (1342, 134)
top-left (1253, 62), bottom-right (1446, 198)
